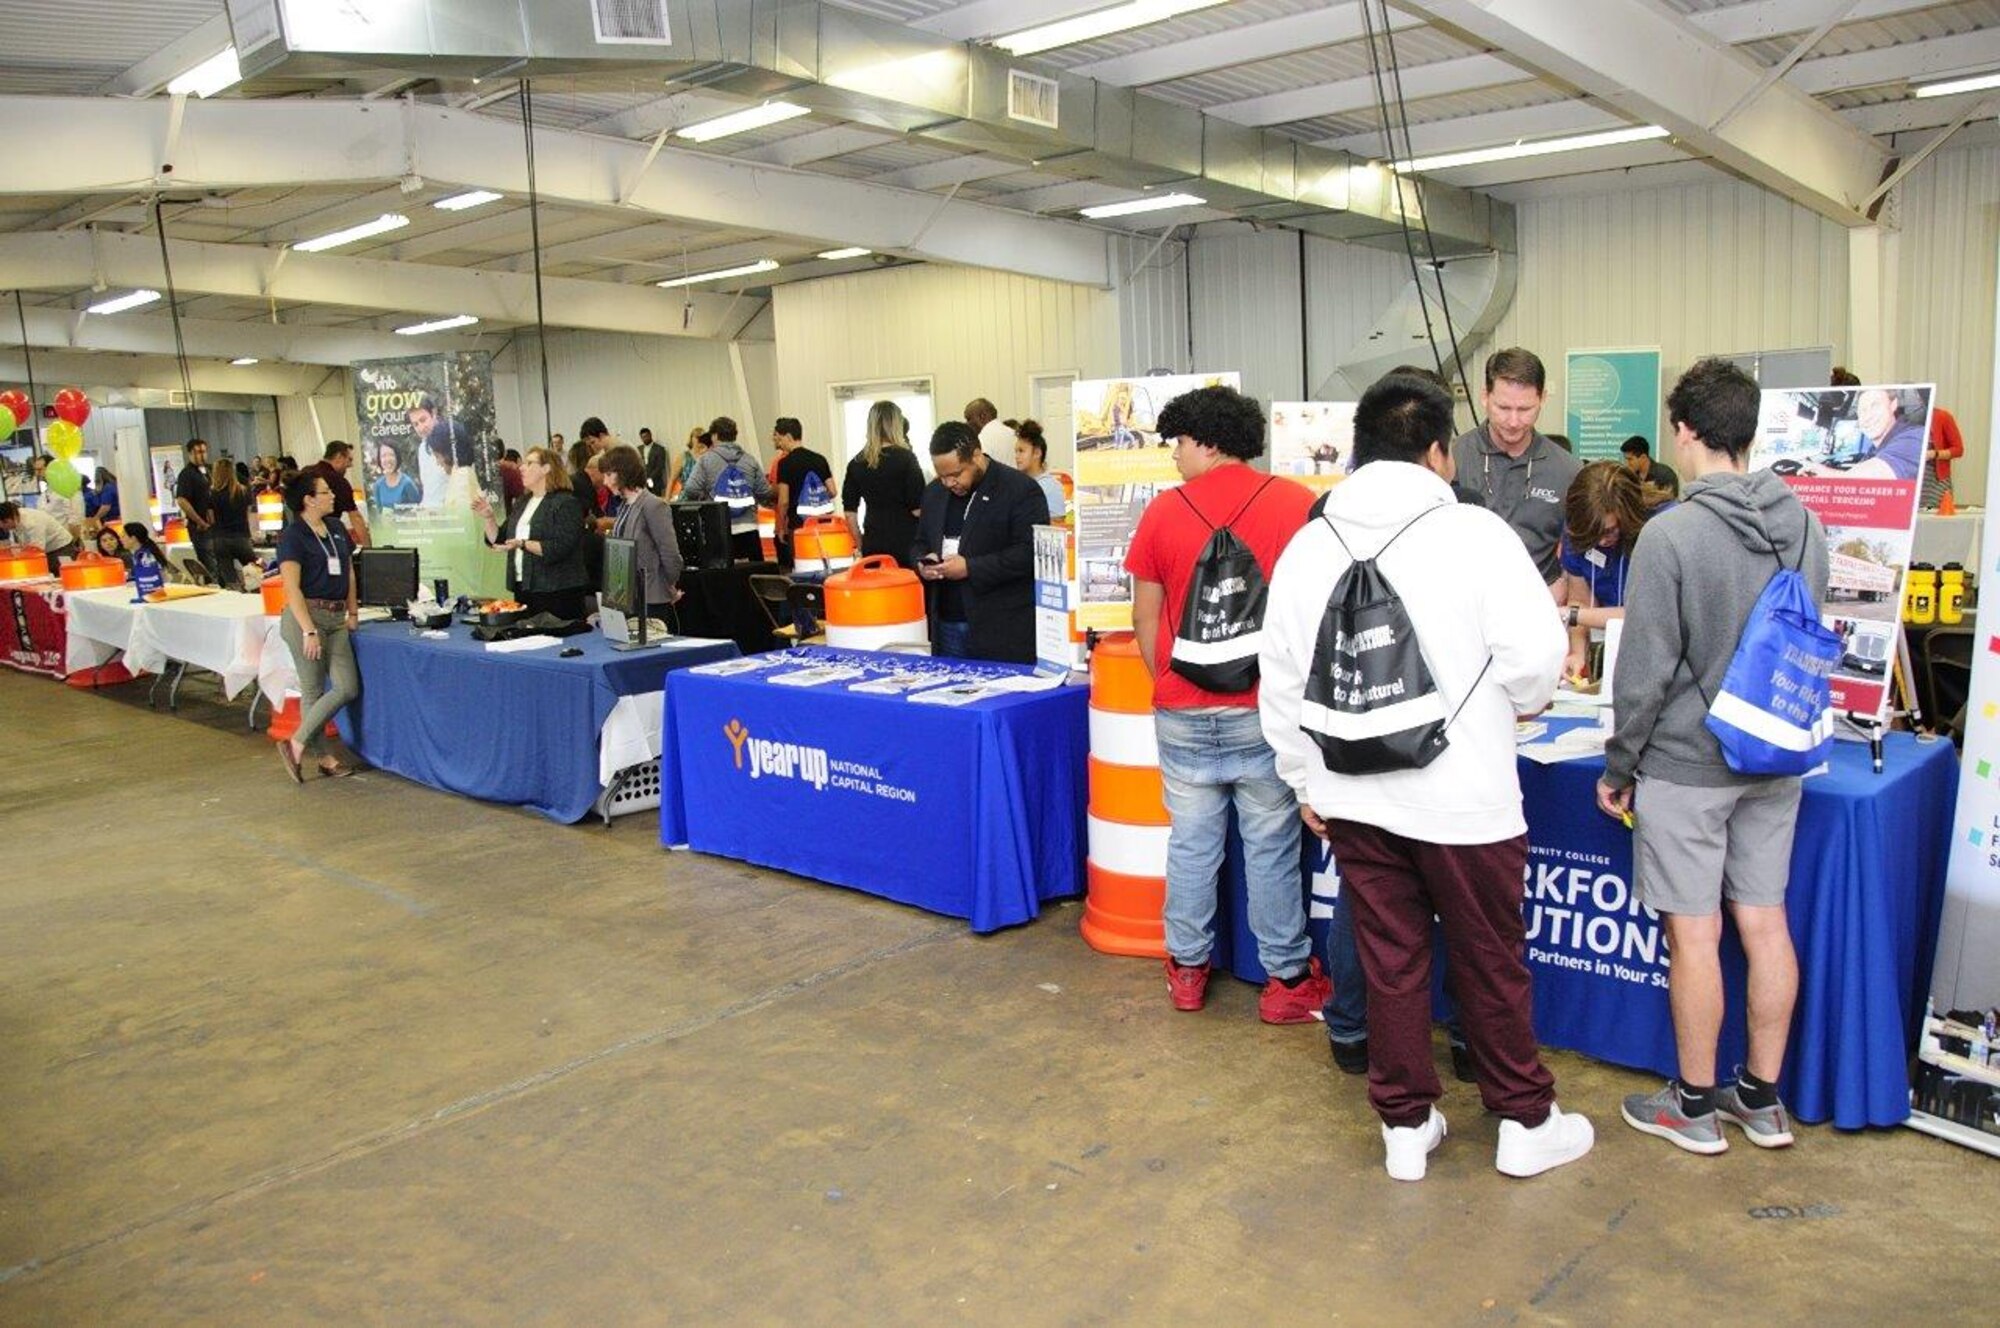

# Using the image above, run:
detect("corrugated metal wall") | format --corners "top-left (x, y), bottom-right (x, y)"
top-left (1492, 176), bottom-right (1851, 432)
top-left (772, 263), bottom-right (1121, 473)
top-left (1896, 141), bottom-right (2000, 498)
top-left (1112, 233), bottom-right (1191, 377)
top-left (496, 331), bottom-right (748, 457)
top-left (1189, 226), bottom-right (1304, 409)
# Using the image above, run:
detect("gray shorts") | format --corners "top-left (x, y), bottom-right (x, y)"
top-left (1633, 777), bottom-right (1803, 915)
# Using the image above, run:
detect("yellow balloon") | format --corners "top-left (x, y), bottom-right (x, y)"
top-left (45, 419), bottom-right (83, 460)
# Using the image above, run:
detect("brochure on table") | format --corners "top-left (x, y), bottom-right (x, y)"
top-left (1269, 402), bottom-right (1355, 493)
top-left (1070, 372), bottom-right (1240, 633)
top-left (1749, 383), bottom-right (1931, 725)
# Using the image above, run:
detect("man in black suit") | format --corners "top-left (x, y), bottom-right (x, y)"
top-left (640, 426), bottom-right (670, 497)
top-left (913, 422), bottom-right (1049, 663)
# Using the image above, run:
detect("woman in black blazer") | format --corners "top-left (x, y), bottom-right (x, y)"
top-left (471, 445), bottom-right (591, 620)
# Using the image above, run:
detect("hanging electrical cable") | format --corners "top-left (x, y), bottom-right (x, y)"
top-left (13, 291), bottom-right (43, 456)
top-left (1357, 0), bottom-right (1446, 382)
top-left (518, 81), bottom-right (555, 450)
top-left (152, 199), bottom-right (201, 440)
top-left (1379, 4), bottom-right (1482, 426)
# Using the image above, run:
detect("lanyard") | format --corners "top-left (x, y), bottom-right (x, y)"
top-left (310, 522), bottom-right (340, 569)
top-left (1479, 426), bottom-right (1535, 516)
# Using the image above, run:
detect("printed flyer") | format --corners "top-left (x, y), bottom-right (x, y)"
top-left (1070, 372), bottom-right (1239, 632)
top-left (1268, 401), bottom-right (1355, 493)
top-left (1749, 383), bottom-right (1932, 722)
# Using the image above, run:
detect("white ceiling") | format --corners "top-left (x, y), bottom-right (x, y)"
top-left (0, 0), bottom-right (1996, 372)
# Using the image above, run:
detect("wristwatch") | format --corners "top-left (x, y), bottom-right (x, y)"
top-left (1567, 605), bottom-right (1580, 627)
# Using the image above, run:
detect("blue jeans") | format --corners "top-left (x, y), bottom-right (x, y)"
top-left (936, 618), bottom-right (972, 658)
top-left (1154, 707), bottom-right (1311, 978)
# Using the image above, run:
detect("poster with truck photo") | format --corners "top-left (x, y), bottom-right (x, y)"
top-left (1749, 382), bottom-right (1931, 721)
top-left (1070, 372), bottom-right (1239, 632)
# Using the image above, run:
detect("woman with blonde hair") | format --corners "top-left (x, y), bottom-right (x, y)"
top-left (208, 456), bottom-right (257, 584)
top-left (840, 400), bottom-right (926, 566)
top-left (1558, 460), bottom-right (1669, 679)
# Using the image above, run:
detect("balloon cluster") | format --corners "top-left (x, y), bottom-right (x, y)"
top-left (0, 387), bottom-right (92, 497)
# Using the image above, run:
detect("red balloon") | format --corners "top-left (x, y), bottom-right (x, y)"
top-left (0, 389), bottom-right (28, 429)
top-left (53, 387), bottom-right (90, 427)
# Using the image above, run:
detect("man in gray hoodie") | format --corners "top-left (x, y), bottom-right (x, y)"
top-left (681, 416), bottom-right (775, 507)
top-left (1600, 358), bottom-right (1829, 1156)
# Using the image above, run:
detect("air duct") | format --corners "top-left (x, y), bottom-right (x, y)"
top-left (1325, 251), bottom-right (1517, 400)
top-left (223, 0), bottom-right (1515, 258)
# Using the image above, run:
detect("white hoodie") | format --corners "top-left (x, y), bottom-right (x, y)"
top-left (1258, 461), bottom-right (1564, 845)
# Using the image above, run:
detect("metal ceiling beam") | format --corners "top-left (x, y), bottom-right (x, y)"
top-left (1787, 28), bottom-right (2000, 95)
top-left (1397, 0), bottom-right (1891, 224)
top-left (1691, 0), bottom-right (1953, 44)
top-left (912, 0), bottom-right (1119, 43)
top-left (0, 231), bottom-right (752, 340)
top-left (0, 349), bottom-right (339, 397)
top-left (576, 90), bottom-right (759, 141)
top-left (0, 96), bottom-right (1114, 288)
top-left (867, 155), bottom-right (1025, 193)
top-left (0, 305), bottom-right (484, 367)
top-left (736, 126), bottom-right (901, 168)
top-left (1075, 3), bottom-right (1424, 88)
top-left (1326, 100), bottom-right (1624, 161)
top-left (1208, 53), bottom-right (1530, 128)
top-left (91, 13), bottom-right (232, 97)
top-left (1843, 90), bottom-right (1994, 136)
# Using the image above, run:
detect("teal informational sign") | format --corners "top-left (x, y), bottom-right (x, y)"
top-left (1564, 348), bottom-right (1662, 461)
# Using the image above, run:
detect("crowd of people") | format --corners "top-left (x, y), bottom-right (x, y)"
top-left (1122, 352), bottom-right (1829, 1184)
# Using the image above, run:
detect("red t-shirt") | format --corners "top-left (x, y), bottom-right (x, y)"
top-left (1124, 463), bottom-right (1315, 709)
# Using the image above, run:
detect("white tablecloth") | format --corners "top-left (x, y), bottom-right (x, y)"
top-left (1911, 512), bottom-right (1984, 570)
top-left (600, 692), bottom-right (664, 784)
top-left (65, 587), bottom-right (273, 699)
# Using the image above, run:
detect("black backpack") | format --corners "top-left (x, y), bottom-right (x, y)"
top-left (1301, 505), bottom-right (1490, 775)
top-left (1169, 479), bottom-right (1275, 693)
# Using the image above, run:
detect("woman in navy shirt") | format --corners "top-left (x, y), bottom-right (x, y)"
top-left (1558, 461), bottom-right (1670, 680)
top-left (275, 470), bottom-right (361, 781)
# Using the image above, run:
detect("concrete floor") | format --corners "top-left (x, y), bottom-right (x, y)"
top-left (0, 667), bottom-right (1989, 1327)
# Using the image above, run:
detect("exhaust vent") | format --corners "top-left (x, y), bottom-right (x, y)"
top-left (1007, 69), bottom-right (1059, 130)
top-left (591, 0), bottom-right (671, 45)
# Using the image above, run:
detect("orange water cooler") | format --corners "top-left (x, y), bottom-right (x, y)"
top-left (0, 546), bottom-right (50, 581)
top-left (822, 556), bottom-right (928, 651)
top-left (59, 554), bottom-right (127, 591)
top-left (793, 517), bottom-right (858, 576)
top-left (1081, 635), bottom-right (1169, 957)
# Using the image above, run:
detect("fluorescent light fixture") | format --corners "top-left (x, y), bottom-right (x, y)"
top-left (434, 190), bottom-right (504, 211)
top-left (1394, 125), bottom-right (1671, 173)
top-left (1079, 192), bottom-right (1206, 219)
top-left (165, 46), bottom-right (240, 98)
top-left (675, 102), bottom-right (811, 143)
top-left (85, 289), bottom-right (162, 315)
top-left (1913, 70), bottom-right (2000, 99)
top-left (995, 0), bottom-right (1227, 56)
top-left (229, 357), bottom-right (259, 366)
top-left (292, 213), bottom-right (410, 253)
top-left (816, 247), bottom-right (872, 261)
top-left (394, 314), bottom-right (479, 336)
top-left (656, 259), bottom-right (779, 288)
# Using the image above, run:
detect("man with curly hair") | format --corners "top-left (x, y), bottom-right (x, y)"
top-left (1124, 385), bottom-right (1329, 1025)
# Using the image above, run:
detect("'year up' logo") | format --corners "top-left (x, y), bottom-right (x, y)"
top-left (723, 719), bottom-right (830, 790)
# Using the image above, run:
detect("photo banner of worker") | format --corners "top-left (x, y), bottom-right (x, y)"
top-left (1032, 523), bottom-right (1081, 675)
top-left (147, 443), bottom-right (185, 529)
top-left (1748, 383), bottom-right (1932, 724)
top-left (1070, 372), bottom-right (1240, 633)
top-left (351, 351), bottom-right (506, 599)
top-left (1268, 401), bottom-right (1355, 494)
top-left (1564, 347), bottom-right (1662, 460)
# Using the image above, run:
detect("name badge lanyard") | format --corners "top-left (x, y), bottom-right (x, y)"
top-left (944, 489), bottom-right (979, 558)
top-left (1480, 425), bottom-right (1534, 521)
top-left (313, 525), bottom-right (343, 577)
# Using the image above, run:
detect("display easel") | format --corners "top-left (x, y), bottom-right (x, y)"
top-left (1848, 624), bottom-right (1926, 775)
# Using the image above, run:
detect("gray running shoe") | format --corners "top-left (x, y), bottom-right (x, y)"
top-left (1620, 1082), bottom-right (1728, 1155)
top-left (1716, 1083), bottom-right (1796, 1148)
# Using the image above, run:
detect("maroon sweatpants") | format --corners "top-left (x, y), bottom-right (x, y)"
top-left (1324, 820), bottom-right (1556, 1129)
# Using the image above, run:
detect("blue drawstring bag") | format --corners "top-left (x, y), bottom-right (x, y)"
top-left (1700, 537), bottom-right (1841, 776)
top-left (715, 467), bottom-right (757, 534)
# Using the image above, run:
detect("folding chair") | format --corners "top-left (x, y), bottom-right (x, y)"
top-left (748, 573), bottom-right (806, 647)
top-left (785, 581), bottom-right (828, 646)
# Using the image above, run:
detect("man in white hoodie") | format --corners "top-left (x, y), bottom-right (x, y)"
top-left (1259, 372), bottom-right (1592, 1182)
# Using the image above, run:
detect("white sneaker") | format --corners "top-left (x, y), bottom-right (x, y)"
top-left (1495, 1103), bottom-right (1595, 1178)
top-left (1382, 1107), bottom-right (1447, 1182)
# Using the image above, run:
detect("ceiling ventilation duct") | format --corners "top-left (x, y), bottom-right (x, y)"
top-left (223, 0), bottom-right (1516, 259)
top-left (1325, 251), bottom-right (1517, 401)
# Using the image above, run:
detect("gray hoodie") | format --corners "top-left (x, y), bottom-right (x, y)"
top-left (1606, 468), bottom-right (1830, 789)
top-left (682, 439), bottom-right (774, 503)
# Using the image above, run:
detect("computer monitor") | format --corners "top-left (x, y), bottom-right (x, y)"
top-left (671, 500), bottom-right (733, 571)
top-left (355, 546), bottom-right (420, 613)
top-left (599, 535), bottom-right (657, 651)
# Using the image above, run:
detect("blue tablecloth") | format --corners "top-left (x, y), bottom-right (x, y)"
top-left (1223, 722), bottom-right (1956, 1129)
top-left (668, 646), bottom-right (1089, 932)
top-left (342, 623), bottom-right (736, 824)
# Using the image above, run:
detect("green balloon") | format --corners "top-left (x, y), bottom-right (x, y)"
top-left (45, 456), bottom-right (83, 498)
top-left (0, 404), bottom-right (18, 435)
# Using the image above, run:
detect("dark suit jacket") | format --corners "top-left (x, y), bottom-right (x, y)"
top-left (642, 442), bottom-right (670, 497)
top-left (495, 489), bottom-right (590, 596)
top-left (911, 459), bottom-right (1049, 664)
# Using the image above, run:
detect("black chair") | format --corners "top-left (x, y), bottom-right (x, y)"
top-left (749, 573), bottom-right (807, 647)
top-left (1921, 625), bottom-right (1975, 746)
top-left (785, 581), bottom-right (827, 644)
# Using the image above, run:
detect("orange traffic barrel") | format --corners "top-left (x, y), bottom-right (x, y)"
top-left (794, 516), bottom-right (857, 575)
top-left (823, 555), bottom-right (928, 651)
top-left (260, 577), bottom-right (287, 615)
top-left (0, 546), bottom-right (51, 581)
top-left (757, 507), bottom-right (778, 561)
top-left (59, 553), bottom-right (127, 591)
top-left (163, 516), bottom-right (189, 546)
top-left (256, 491), bottom-right (284, 533)
top-left (1081, 633), bottom-right (1168, 958)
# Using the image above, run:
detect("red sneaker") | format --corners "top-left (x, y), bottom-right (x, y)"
top-left (1259, 956), bottom-right (1331, 1025)
top-left (1164, 958), bottom-right (1211, 1011)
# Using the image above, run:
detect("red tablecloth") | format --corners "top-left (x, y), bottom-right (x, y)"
top-left (0, 580), bottom-right (66, 678)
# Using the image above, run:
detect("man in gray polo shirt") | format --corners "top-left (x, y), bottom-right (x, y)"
top-left (1450, 348), bottom-right (1580, 594)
